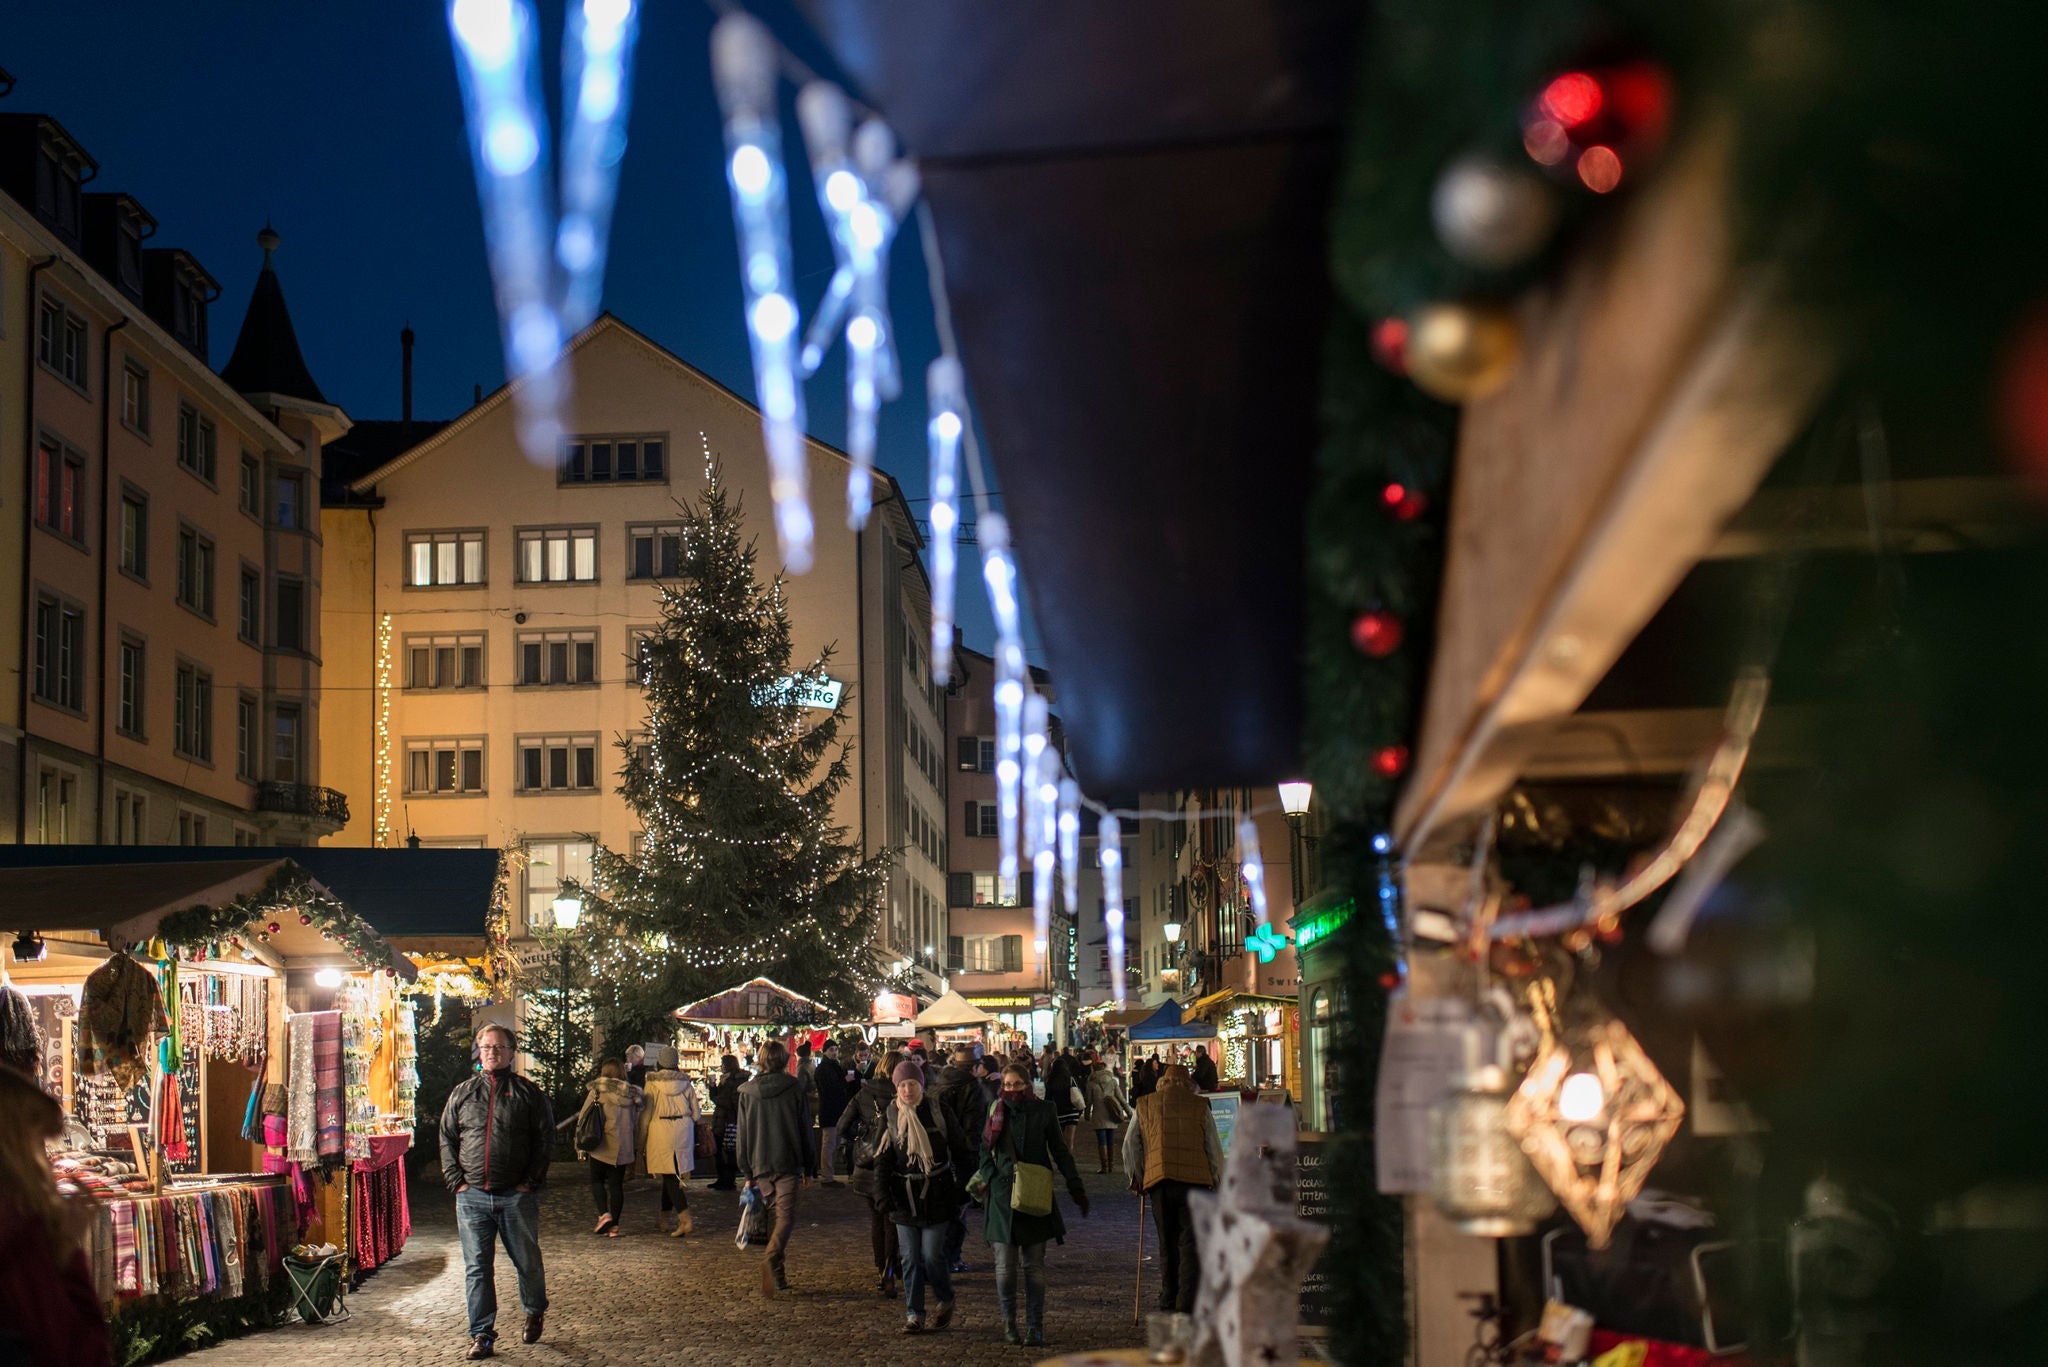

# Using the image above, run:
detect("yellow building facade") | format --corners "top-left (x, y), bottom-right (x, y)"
top-left (320, 316), bottom-right (947, 975)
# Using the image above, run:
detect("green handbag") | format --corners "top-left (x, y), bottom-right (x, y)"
top-left (1005, 1120), bottom-right (1055, 1216)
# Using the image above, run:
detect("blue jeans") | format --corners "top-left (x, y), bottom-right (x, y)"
top-left (455, 1189), bottom-right (548, 1340)
top-left (895, 1222), bottom-right (953, 1317)
top-left (992, 1240), bottom-right (1047, 1332)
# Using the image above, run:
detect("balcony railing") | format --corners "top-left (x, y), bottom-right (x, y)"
top-left (254, 782), bottom-right (351, 826)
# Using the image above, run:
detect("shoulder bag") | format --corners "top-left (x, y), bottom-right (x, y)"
top-left (1004, 1113), bottom-right (1055, 1216)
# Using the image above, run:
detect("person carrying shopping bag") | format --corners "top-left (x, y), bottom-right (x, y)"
top-left (968, 1062), bottom-right (1091, 1348)
top-left (638, 1046), bottom-right (701, 1236)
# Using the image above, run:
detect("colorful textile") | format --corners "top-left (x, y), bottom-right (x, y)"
top-left (83, 1181), bottom-right (286, 1303)
top-left (312, 1011), bottom-right (345, 1159)
top-left (287, 1013), bottom-right (318, 1164)
top-left (111, 1199), bottom-right (137, 1294)
top-left (263, 1114), bottom-right (289, 1175)
top-left (78, 952), bottom-right (168, 1088)
top-left (350, 1155), bottom-right (413, 1271)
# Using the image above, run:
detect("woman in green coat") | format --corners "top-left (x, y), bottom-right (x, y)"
top-left (967, 1063), bottom-right (1090, 1346)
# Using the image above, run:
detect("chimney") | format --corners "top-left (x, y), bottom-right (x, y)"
top-left (473, 382), bottom-right (484, 406)
top-left (400, 323), bottom-right (415, 426)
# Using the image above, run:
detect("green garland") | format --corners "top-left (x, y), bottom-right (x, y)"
top-left (111, 1279), bottom-right (290, 1367)
top-left (156, 867), bottom-right (395, 974)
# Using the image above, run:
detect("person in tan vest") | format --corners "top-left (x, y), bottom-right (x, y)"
top-left (1122, 1062), bottom-right (1223, 1312)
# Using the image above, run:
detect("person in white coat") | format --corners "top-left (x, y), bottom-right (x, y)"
top-left (639, 1045), bottom-right (703, 1237)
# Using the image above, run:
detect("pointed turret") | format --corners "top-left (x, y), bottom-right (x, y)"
top-left (222, 222), bottom-right (329, 405)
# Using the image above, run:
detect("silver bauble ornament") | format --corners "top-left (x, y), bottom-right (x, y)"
top-left (1431, 154), bottom-right (1559, 270)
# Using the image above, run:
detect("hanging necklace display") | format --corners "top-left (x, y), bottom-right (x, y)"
top-left (1502, 982), bottom-right (1685, 1249)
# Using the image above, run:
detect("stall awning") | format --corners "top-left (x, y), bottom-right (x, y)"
top-left (1187, 989), bottom-right (1298, 1022)
top-left (1126, 1000), bottom-right (1219, 1042)
top-left (1097, 1003), bottom-right (1160, 1030)
top-left (914, 989), bottom-right (996, 1029)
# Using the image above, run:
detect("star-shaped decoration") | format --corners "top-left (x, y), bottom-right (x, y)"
top-left (1502, 1017), bottom-right (1685, 1249)
top-left (1188, 1104), bottom-right (1329, 1367)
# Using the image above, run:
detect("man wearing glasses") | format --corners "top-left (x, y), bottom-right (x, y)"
top-left (440, 1024), bottom-right (555, 1359)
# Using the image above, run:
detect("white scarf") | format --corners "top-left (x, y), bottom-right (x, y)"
top-left (888, 1099), bottom-right (936, 1172)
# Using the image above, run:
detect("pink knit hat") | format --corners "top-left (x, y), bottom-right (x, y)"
top-left (892, 1061), bottom-right (923, 1086)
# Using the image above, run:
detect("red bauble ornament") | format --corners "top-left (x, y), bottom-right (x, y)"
top-left (1380, 482), bottom-right (1428, 522)
top-left (267, 921), bottom-right (281, 935)
top-left (1350, 609), bottom-right (1405, 658)
top-left (299, 913), bottom-right (313, 926)
top-left (1370, 317), bottom-right (1410, 374)
top-left (1371, 745), bottom-right (1411, 779)
top-left (1377, 971), bottom-right (1403, 991)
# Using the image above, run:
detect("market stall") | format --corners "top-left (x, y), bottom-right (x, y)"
top-left (912, 988), bottom-right (996, 1050)
top-left (1189, 989), bottom-right (1300, 1099)
top-left (0, 858), bottom-right (420, 1321)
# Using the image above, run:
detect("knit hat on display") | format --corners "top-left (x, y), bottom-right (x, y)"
top-left (893, 1061), bottom-right (923, 1085)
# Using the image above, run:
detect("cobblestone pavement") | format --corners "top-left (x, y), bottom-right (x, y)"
top-left (168, 1162), bottom-right (1158, 1365)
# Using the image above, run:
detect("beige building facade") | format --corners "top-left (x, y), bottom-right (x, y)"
top-left (320, 315), bottom-right (939, 977)
top-left (0, 110), bottom-right (346, 848)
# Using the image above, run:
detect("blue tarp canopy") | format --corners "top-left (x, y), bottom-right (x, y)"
top-left (1125, 999), bottom-right (1218, 1042)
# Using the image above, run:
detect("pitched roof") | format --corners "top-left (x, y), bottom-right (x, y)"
top-left (221, 227), bottom-right (327, 405)
top-left (322, 418), bottom-right (451, 498)
top-left (347, 312), bottom-right (882, 496)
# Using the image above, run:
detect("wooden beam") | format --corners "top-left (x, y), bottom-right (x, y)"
top-left (1396, 121), bottom-right (1831, 856)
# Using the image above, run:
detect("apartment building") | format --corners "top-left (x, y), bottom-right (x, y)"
top-left (318, 314), bottom-right (938, 982)
top-left (1075, 813), bottom-right (1140, 1010)
top-left (943, 644), bottom-right (1075, 1045)
top-left (0, 109), bottom-right (345, 847)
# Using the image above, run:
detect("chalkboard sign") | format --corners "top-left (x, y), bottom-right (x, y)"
top-left (1297, 1130), bottom-right (1334, 1336)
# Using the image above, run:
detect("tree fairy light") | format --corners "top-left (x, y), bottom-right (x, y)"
top-left (711, 12), bottom-right (811, 572)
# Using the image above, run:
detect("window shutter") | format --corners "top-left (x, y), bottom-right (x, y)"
top-left (948, 872), bottom-right (974, 908)
top-left (957, 736), bottom-right (978, 770)
top-left (947, 936), bottom-right (964, 972)
top-left (1017, 870), bottom-right (1034, 908)
top-left (1004, 935), bottom-right (1024, 973)
top-left (963, 800), bottom-right (978, 835)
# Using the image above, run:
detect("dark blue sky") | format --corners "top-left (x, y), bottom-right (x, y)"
top-left (7, 0), bottom-right (1022, 656)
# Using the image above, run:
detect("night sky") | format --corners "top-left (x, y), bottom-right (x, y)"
top-left (6, 0), bottom-right (1023, 655)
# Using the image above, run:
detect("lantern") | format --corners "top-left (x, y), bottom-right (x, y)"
top-left (1429, 1012), bottom-right (1557, 1237)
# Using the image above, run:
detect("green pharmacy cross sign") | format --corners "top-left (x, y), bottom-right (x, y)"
top-left (1247, 921), bottom-right (1291, 964)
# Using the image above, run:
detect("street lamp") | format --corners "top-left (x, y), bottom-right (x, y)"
top-left (549, 894), bottom-right (583, 1103)
top-left (552, 894), bottom-right (583, 930)
top-left (1277, 781), bottom-right (1314, 906)
top-left (1163, 920), bottom-right (1182, 945)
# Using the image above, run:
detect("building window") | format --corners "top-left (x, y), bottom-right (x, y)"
top-left (957, 735), bottom-right (996, 773)
top-left (174, 662), bottom-right (212, 761)
top-left (238, 568), bottom-right (261, 644)
top-left (35, 768), bottom-right (77, 844)
top-left (119, 489), bottom-right (147, 580)
top-left (628, 628), bottom-right (656, 685)
top-left (524, 838), bottom-right (595, 930)
top-left (560, 434), bottom-right (666, 484)
top-left (37, 298), bottom-right (86, 388)
top-left (405, 738), bottom-right (485, 795)
top-left (33, 438), bottom-right (86, 543)
top-left (176, 526), bottom-right (214, 616)
top-left (239, 453), bottom-right (261, 518)
top-left (31, 594), bottom-right (85, 713)
top-left (122, 362), bottom-right (150, 434)
top-left (516, 629), bottom-right (597, 686)
top-left (406, 634), bottom-right (485, 689)
top-left (516, 527), bottom-right (597, 584)
top-left (958, 934), bottom-right (1024, 974)
top-left (117, 636), bottom-right (145, 738)
top-left (627, 523), bottom-right (683, 580)
top-left (237, 694), bottom-right (259, 779)
top-left (233, 826), bottom-right (261, 847)
top-left (518, 735), bottom-right (599, 792)
top-left (177, 810), bottom-right (207, 845)
top-left (274, 471), bottom-right (305, 529)
top-left (406, 530), bottom-right (486, 587)
top-left (964, 800), bottom-right (998, 838)
top-left (113, 789), bottom-right (146, 845)
top-left (273, 705), bottom-right (301, 784)
top-left (176, 404), bottom-right (217, 483)
top-left (275, 576), bottom-right (306, 651)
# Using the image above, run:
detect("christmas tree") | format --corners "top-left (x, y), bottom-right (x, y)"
top-left (584, 457), bottom-right (888, 1045)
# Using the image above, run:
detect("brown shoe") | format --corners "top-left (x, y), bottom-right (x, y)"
top-left (523, 1313), bottom-right (543, 1344)
top-left (673, 1209), bottom-right (693, 1238)
top-left (465, 1336), bottom-right (494, 1360)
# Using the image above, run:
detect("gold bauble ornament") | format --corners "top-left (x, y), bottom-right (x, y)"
top-left (1405, 301), bottom-right (1521, 403)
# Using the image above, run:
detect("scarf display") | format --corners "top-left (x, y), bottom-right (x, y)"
top-left (262, 1114), bottom-right (289, 1175)
top-left (156, 1071), bottom-right (191, 1164)
top-left (312, 1011), bottom-right (345, 1159)
top-left (286, 1013), bottom-right (318, 1164)
top-left (90, 1181), bottom-right (285, 1303)
top-left (78, 952), bottom-right (168, 1088)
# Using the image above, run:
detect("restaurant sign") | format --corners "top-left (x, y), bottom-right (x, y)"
top-left (963, 993), bottom-right (1046, 1010)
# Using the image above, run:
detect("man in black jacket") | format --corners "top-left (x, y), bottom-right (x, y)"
top-left (930, 1045), bottom-right (988, 1273)
top-left (736, 1039), bottom-right (813, 1296)
top-left (815, 1038), bottom-right (851, 1186)
top-left (440, 1023), bottom-right (555, 1360)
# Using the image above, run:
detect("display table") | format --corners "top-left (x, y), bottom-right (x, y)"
top-left (80, 1177), bottom-right (288, 1305)
top-left (348, 1132), bottom-right (413, 1272)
